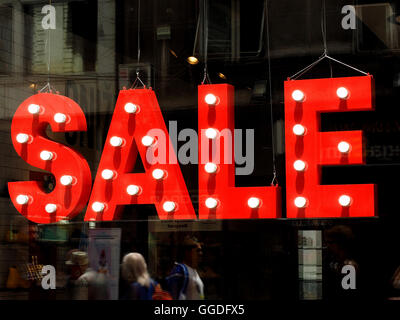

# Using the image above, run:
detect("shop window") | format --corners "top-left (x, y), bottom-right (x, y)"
top-left (24, 0), bottom-right (97, 74)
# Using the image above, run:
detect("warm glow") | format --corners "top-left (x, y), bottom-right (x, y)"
top-left (187, 56), bottom-right (199, 65)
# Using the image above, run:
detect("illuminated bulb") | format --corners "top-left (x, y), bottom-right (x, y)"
top-left (205, 128), bottom-right (218, 139)
top-left (292, 90), bottom-right (305, 102)
top-left (163, 201), bottom-right (176, 212)
top-left (293, 160), bottom-right (306, 172)
top-left (101, 169), bottom-right (114, 180)
top-left (294, 197), bottom-right (308, 208)
top-left (60, 175), bottom-right (73, 186)
top-left (141, 136), bottom-right (155, 147)
top-left (40, 150), bottom-right (53, 161)
top-left (92, 202), bottom-right (105, 212)
top-left (28, 104), bottom-right (40, 114)
top-left (16, 195), bottom-right (29, 205)
top-left (247, 197), bottom-right (261, 209)
top-left (187, 56), bottom-right (199, 65)
top-left (336, 87), bottom-right (349, 99)
top-left (205, 94), bottom-right (218, 105)
top-left (45, 203), bottom-right (57, 213)
top-left (124, 103), bottom-right (138, 114)
top-left (16, 133), bottom-right (29, 144)
top-left (204, 162), bottom-right (218, 174)
top-left (110, 136), bottom-right (123, 147)
top-left (205, 197), bottom-right (218, 209)
top-left (338, 141), bottom-right (351, 153)
top-left (152, 169), bottom-right (165, 180)
top-left (54, 113), bottom-right (67, 124)
top-left (126, 185), bottom-right (140, 196)
top-left (292, 124), bottom-right (306, 136)
top-left (339, 195), bottom-right (352, 207)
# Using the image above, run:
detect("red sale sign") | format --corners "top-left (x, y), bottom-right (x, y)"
top-left (8, 76), bottom-right (377, 223)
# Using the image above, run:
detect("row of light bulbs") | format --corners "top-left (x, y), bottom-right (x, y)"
top-left (292, 87), bottom-right (353, 209)
top-left (203, 93), bottom-right (263, 210)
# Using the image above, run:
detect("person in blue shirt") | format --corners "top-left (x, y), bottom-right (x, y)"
top-left (166, 236), bottom-right (204, 300)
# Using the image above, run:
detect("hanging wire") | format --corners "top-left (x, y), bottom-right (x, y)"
top-left (265, 0), bottom-right (277, 186)
top-left (40, 0), bottom-right (58, 93)
top-left (130, 0), bottom-right (146, 89)
top-left (320, 0), bottom-right (333, 77)
top-left (288, 0), bottom-right (368, 80)
top-left (201, 0), bottom-right (211, 84)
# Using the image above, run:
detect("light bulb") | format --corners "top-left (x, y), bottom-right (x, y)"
top-left (292, 90), bottom-right (305, 102)
top-left (110, 136), bottom-right (123, 147)
top-left (124, 103), bottom-right (138, 114)
top-left (101, 169), bottom-right (114, 180)
top-left (205, 128), bottom-right (218, 139)
top-left (247, 197), bottom-right (261, 209)
top-left (16, 133), bottom-right (30, 144)
top-left (28, 104), bottom-right (40, 114)
top-left (45, 203), bottom-right (57, 213)
top-left (205, 197), bottom-right (218, 209)
top-left (205, 94), bottom-right (218, 105)
top-left (336, 87), bottom-right (349, 100)
top-left (16, 195), bottom-right (29, 205)
top-left (92, 202), bottom-right (105, 212)
top-left (60, 175), bottom-right (73, 186)
top-left (187, 56), bottom-right (199, 65)
top-left (294, 197), bottom-right (308, 208)
top-left (141, 136), bottom-right (155, 147)
top-left (293, 160), bottom-right (306, 172)
top-left (163, 201), bottom-right (176, 212)
top-left (292, 124), bottom-right (306, 136)
top-left (204, 162), bottom-right (218, 174)
top-left (339, 195), bottom-right (352, 207)
top-left (338, 141), bottom-right (351, 153)
top-left (40, 151), bottom-right (53, 161)
top-left (126, 185), bottom-right (140, 196)
top-left (152, 169), bottom-right (165, 180)
top-left (54, 113), bottom-right (67, 124)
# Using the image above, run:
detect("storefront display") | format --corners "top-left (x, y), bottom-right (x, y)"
top-left (0, 0), bottom-right (399, 302)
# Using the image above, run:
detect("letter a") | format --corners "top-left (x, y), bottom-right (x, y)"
top-left (41, 5), bottom-right (56, 30)
top-left (341, 265), bottom-right (356, 290)
top-left (85, 88), bottom-right (196, 221)
top-left (341, 5), bottom-right (356, 30)
top-left (41, 265), bottom-right (56, 289)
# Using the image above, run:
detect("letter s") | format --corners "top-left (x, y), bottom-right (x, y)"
top-left (8, 93), bottom-right (92, 223)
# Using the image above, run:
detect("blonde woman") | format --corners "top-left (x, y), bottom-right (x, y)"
top-left (121, 253), bottom-right (157, 300)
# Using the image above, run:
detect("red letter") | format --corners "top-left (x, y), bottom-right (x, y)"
top-left (84, 89), bottom-right (196, 221)
top-left (198, 84), bottom-right (281, 219)
top-left (285, 75), bottom-right (376, 218)
top-left (8, 93), bottom-right (92, 223)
